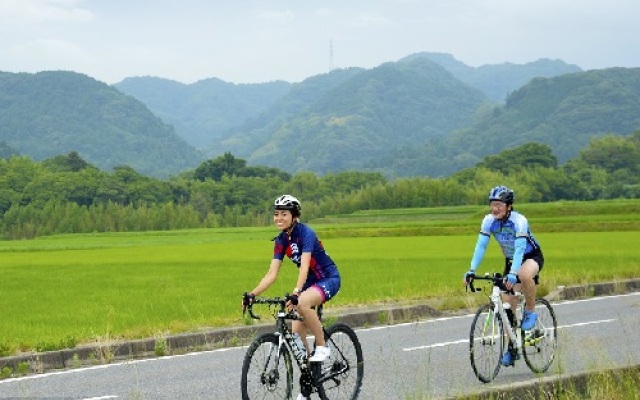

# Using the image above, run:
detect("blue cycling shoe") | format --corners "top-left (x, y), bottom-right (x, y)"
top-left (501, 349), bottom-right (519, 366)
top-left (521, 310), bottom-right (538, 331)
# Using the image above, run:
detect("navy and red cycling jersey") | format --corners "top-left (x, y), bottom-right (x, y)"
top-left (273, 223), bottom-right (339, 284)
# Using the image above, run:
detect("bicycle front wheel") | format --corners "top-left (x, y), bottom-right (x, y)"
top-left (241, 333), bottom-right (293, 400)
top-left (469, 303), bottom-right (504, 383)
top-left (314, 322), bottom-right (364, 400)
top-left (522, 298), bottom-right (558, 373)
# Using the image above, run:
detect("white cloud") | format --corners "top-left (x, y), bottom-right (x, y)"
top-left (0, 0), bottom-right (93, 23)
top-left (0, 0), bottom-right (638, 84)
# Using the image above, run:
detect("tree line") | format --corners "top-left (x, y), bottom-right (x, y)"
top-left (0, 131), bottom-right (638, 240)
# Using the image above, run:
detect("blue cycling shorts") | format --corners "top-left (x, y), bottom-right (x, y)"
top-left (305, 276), bottom-right (341, 303)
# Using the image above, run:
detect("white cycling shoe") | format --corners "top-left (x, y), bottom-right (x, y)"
top-left (296, 394), bottom-right (310, 400)
top-left (309, 345), bottom-right (331, 362)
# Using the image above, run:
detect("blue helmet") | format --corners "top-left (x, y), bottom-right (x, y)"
top-left (488, 186), bottom-right (514, 204)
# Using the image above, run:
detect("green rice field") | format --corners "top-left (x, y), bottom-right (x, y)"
top-left (0, 199), bottom-right (638, 355)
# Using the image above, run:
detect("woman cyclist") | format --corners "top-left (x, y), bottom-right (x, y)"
top-left (245, 195), bottom-right (341, 370)
top-left (463, 185), bottom-right (544, 366)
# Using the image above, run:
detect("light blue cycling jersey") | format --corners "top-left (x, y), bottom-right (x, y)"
top-left (470, 210), bottom-right (541, 273)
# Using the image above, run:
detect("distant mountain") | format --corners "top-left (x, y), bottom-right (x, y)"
top-left (400, 52), bottom-right (582, 101)
top-left (4, 54), bottom-right (631, 180)
top-left (220, 59), bottom-right (490, 175)
top-left (217, 67), bottom-right (368, 160)
top-left (374, 67), bottom-right (640, 177)
top-left (451, 67), bottom-right (640, 161)
top-left (0, 71), bottom-right (203, 177)
top-left (114, 76), bottom-right (292, 151)
top-left (115, 53), bottom-right (580, 154)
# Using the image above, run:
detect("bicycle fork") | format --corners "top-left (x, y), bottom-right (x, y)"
top-left (489, 286), bottom-right (521, 357)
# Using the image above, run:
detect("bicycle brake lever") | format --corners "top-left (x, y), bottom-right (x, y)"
top-left (466, 280), bottom-right (476, 292)
top-left (248, 307), bottom-right (260, 320)
top-left (242, 303), bottom-right (261, 320)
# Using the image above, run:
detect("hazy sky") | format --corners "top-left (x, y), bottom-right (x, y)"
top-left (1, 0), bottom-right (638, 85)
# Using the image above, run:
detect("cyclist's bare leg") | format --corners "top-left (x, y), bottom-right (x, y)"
top-left (517, 259), bottom-right (540, 312)
top-left (503, 293), bottom-right (517, 311)
top-left (294, 287), bottom-right (326, 347)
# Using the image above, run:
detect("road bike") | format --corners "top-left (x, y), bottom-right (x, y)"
top-left (466, 272), bottom-right (558, 383)
top-left (241, 293), bottom-right (364, 399)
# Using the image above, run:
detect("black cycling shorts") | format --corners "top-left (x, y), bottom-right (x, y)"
top-left (504, 248), bottom-right (544, 276)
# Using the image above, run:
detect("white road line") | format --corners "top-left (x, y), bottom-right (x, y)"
top-left (82, 396), bottom-right (118, 400)
top-left (402, 318), bottom-right (616, 352)
top-left (403, 339), bottom-right (469, 351)
top-left (557, 318), bottom-right (616, 329)
top-left (369, 292), bottom-right (638, 333)
top-left (0, 346), bottom-right (242, 384)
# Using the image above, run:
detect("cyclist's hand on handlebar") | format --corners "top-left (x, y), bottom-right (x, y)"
top-left (463, 270), bottom-right (475, 285)
top-left (504, 273), bottom-right (517, 287)
top-left (285, 293), bottom-right (299, 307)
top-left (242, 292), bottom-right (255, 309)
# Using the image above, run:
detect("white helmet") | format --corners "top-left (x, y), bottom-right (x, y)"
top-left (274, 195), bottom-right (301, 216)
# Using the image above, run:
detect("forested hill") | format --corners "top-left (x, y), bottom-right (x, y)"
top-left (221, 58), bottom-right (489, 174)
top-left (418, 67), bottom-right (640, 176)
top-left (466, 67), bottom-right (640, 161)
top-left (0, 71), bottom-right (204, 178)
top-left (114, 76), bottom-right (292, 150)
top-left (115, 53), bottom-right (578, 154)
top-left (371, 67), bottom-right (640, 177)
top-left (3, 59), bottom-right (634, 180)
top-left (114, 54), bottom-right (588, 177)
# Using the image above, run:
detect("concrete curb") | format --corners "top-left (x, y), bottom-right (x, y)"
top-left (442, 364), bottom-right (640, 400)
top-left (1, 278), bottom-right (638, 377)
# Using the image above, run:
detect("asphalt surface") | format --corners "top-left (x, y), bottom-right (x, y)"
top-left (1, 278), bottom-right (638, 388)
top-left (0, 288), bottom-right (638, 399)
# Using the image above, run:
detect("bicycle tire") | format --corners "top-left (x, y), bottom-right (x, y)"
top-left (241, 333), bottom-right (293, 400)
top-left (469, 303), bottom-right (504, 383)
top-left (522, 298), bottom-right (558, 373)
top-left (314, 322), bottom-right (364, 400)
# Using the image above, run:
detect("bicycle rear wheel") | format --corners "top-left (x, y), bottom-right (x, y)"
top-left (522, 298), bottom-right (558, 373)
top-left (469, 303), bottom-right (504, 383)
top-left (314, 322), bottom-right (364, 400)
top-left (241, 333), bottom-right (293, 400)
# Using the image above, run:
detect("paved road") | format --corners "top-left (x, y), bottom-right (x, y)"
top-left (1, 292), bottom-right (638, 399)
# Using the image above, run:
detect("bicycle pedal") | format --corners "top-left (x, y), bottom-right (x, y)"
top-left (524, 329), bottom-right (543, 346)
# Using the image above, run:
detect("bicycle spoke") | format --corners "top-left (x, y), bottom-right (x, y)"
top-left (241, 333), bottom-right (293, 400)
top-left (315, 323), bottom-right (364, 400)
top-left (522, 298), bottom-right (558, 373)
top-left (470, 304), bottom-right (503, 383)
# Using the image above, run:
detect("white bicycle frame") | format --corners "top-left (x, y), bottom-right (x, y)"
top-left (488, 284), bottom-right (525, 353)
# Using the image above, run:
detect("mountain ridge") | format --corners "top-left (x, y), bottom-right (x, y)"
top-left (2, 53), bottom-right (634, 180)
top-left (0, 71), bottom-right (203, 178)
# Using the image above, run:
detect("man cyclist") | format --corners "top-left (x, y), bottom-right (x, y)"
top-left (463, 185), bottom-right (544, 366)
top-left (244, 195), bottom-right (341, 399)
